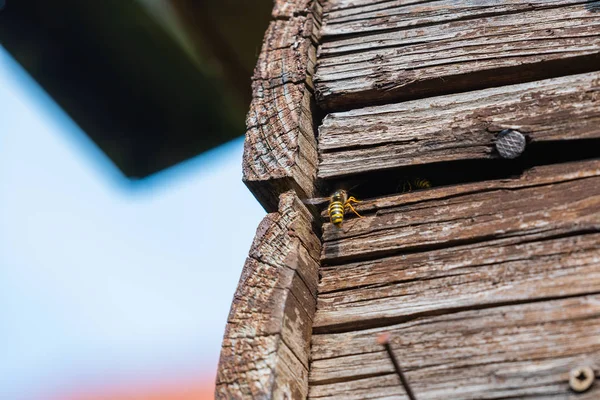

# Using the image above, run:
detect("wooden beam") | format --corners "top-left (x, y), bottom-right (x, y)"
top-left (319, 159), bottom-right (600, 265)
top-left (309, 296), bottom-right (600, 399)
top-left (308, 159), bottom-right (600, 399)
top-left (243, 1), bottom-right (323, 212)
top-left (321, 0), bottom-right (593, 36)
top-left (215, 191), bottom-right (321, 399)
top-left (315, 2), bottom-right (600, 110)
top-left (317, 72), bottom-right (600, 179)
top-left (317, 232), bottom-right (600, 331)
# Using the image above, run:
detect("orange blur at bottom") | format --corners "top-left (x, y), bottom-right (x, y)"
top-left (58, 379), bottom-right (214, 400)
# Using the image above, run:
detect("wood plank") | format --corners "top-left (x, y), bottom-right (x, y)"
top-left (243, 1), bottom-right (323, 212)
top-left (215, 191), bottom-right (321, 399)
top-left (316, 232), bottom-right (600, 331)
top-left (310, 159), bottom-right (600, 397)
top-left (320, 159), bottom-right (600, 265)
top-left (318, 72), bottom-right (600, 179)
top-left (315, 2), bottom-right (600, 110)
top-left (321, 0), bottom-right (592, 36)
top-left (309, 296), bottom-right (600, 399)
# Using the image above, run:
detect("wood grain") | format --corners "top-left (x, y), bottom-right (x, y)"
top-left (309, 296), bottom-right (600, 399)
top-left (215, 191), bottom-right (321, 399)
top-left (243, 1), bottom-right (322, 212)
top-left (319, 159), bottom-right (600, 265)
top-left (315, 2), bottom-right (600, 110)
top-left (273, 0), bottom-right (323, 19)
top-left (316, 232), bottom-right (600, 331)
top-left (308, 159), bottom-right (600, 399)
top-left (317, 72), bottom-right (600, 179)
top-left (321, 0), bottom-right (593, 36)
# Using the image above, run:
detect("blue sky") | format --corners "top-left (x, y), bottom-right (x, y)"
top-left (0, 46), bottom-right (265, 399)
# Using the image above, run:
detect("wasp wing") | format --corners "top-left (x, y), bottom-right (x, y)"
top-left (302, 196), bottom-right (330, 206)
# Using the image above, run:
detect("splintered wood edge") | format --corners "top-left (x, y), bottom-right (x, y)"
top-left (215, 191), bottom-right (321, 399)
top-left (242, 0), bottom-right (323, 212)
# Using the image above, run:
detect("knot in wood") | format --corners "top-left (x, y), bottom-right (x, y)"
top-left (569, 366), bottom-right (595, 393)
top-left (495, 129), bottom-right (526, 159)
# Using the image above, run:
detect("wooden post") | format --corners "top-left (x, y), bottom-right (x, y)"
top-left (218, 0), bottom-right (600, 398)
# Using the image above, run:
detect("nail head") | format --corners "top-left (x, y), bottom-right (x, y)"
top-left (377, 332), bottom-right (391, 345)
top-left (496, 129), bottom-right (526, 159)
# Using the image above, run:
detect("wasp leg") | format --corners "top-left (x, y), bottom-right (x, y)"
top-left (403, 180), bottom-right (412, 193)
top-left (344, 198), bottom-right (364, 218)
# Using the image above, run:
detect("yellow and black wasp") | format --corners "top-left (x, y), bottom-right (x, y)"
top-left (304, 189), bottom-right (363, 227)
top-left (398, 177), bottom-right (431, 193)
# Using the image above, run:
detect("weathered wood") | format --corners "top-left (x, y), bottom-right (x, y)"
top-left (315, 2), bottom-right (600, 110)
top-left (318, 72), bottom-right (600, 179)
top-left (309, 296), bottom-right (600, 399)
top-left (273, 0), bottom-right (323, 19)
top-left (320, 159), bottom-right (600, 265)
top-left (216, 191), bottom-right (321, 399)
top-left (321, 0), bottom-right (595, 36)
top-left (308, 159), bottom-right (600, 398)
top-left (238, 2), bottom-right (600, 399)
top-left (317, 232), bottom-right (600, 331)
top-left (243, 1), bottom-right (323, 212)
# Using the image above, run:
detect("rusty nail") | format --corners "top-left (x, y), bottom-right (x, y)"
top-left (377, 332), bottom-right (418, 400)
top-left (569, 366), bottom-right (595, 393)
top-left (495, 129), bottom-right (526, 159)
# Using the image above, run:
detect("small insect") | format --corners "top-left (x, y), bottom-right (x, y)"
top-left (304, 189), bottom-right (363, 226)
top-left (399, 178), bottom-right (431, 193)
top-left (328, 189), bottom-right (363, 226)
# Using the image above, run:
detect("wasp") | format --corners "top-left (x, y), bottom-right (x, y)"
top-left (304, 189), bottom-right (363, 226)
top-left (399, 178), bottom-right (431, 193)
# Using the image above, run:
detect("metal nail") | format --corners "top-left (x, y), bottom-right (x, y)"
top-left (377, 332), bottom-right (418, 400)
top-left (495, 129), bottom-right (526, 159)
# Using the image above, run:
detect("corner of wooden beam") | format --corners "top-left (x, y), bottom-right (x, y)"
top-left (242, 0), bottom-right (322, 212)
top-left (215, 190), bottom-right (321, 399)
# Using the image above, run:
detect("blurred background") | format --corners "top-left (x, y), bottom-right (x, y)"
top-left (0, 0), bottom-right (273, 398)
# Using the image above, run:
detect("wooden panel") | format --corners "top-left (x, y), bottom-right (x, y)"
top-left (243, 0), bottom-right (322, 212)
top-left (309, 296), bottom-right (600, 399)
top-left (215, 191), bottom-right (321, 399)
top-left (320, 159), bottom-right (600, 265)
top-left (321, 0), bottom-right (594, 36)
top-left (315, 2), bottom-right (600, 110)
top-left (317, 232), bottom-right (600, 331)
top-left (309, 159), bottom-right (600, 399)
top-left (318, 72), bottom-right (600, 179)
